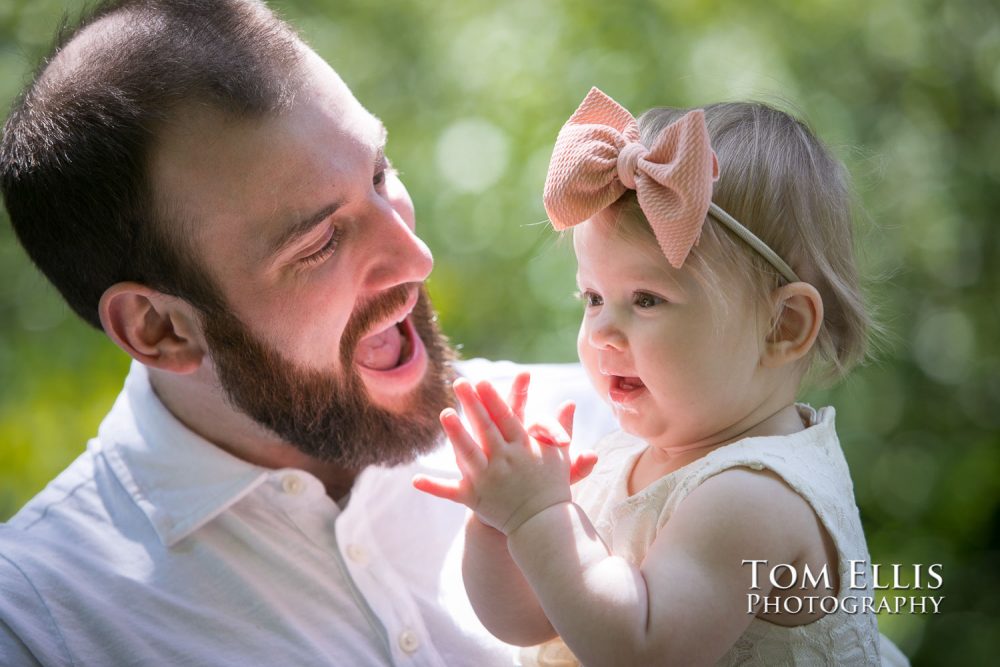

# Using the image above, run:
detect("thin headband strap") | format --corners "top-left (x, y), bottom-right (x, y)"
top-left (708, 203), bottom-right (800, 283)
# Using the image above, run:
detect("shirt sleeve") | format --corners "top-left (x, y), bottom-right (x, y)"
top-left (0, 616), bottom-right (44, 667)
top-left (0, 550), bottom-right (72, 667)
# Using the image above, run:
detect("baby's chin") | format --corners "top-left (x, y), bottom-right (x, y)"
top-left (614, 413), bottom-right (718, 453)
top-left (611, 406), bottom-right (661, 440)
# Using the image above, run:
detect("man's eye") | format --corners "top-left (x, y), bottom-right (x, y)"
top-left (374, 159), bottom-right (396, 190)
top-left (633, 292), bottom-right (664, 308)
top-left (300, 226), bottom-right (342, 266)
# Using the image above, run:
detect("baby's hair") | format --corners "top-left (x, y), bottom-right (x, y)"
top-left (599, 101), bottom-right (875, 384)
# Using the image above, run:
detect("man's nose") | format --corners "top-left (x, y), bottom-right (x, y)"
top-left (363, 198), bottom-right (434, 291)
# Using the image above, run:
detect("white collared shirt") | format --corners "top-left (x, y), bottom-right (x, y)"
top-left (0, 359), bottom-right (615, 666)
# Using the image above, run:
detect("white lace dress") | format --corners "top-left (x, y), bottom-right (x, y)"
top-left (519, 405), bottom-right (909, 666)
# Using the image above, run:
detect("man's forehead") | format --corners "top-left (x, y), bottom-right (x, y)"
top-left (150, 49), bottom-right (384, 194)
top-left (260, 117), bottom-right (388, 261)
top-left (295, 46), bottom-right (387, 140)
top-left (146, 42), bottom-right (389, 259)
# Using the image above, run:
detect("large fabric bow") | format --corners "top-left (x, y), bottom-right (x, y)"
top-left (543, 87), bottom-right (719, 269)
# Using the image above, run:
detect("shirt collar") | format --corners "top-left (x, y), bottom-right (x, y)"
top-left (97, 361), bottom-right (271, 547)
top-left (96, 359), bottom-right (484, 546)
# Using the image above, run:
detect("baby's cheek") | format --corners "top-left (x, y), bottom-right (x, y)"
top-left (643, 347), bottom-right (690, 392)
top-left (576, 336), bottom-right (602, 391)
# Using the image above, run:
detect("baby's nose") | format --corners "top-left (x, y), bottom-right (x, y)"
top-left (588, 317), bottom-right (627, 351)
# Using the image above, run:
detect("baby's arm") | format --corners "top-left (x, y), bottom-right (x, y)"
top-left (413, 374), bottom-right (596, 644)
top-left (416, 376), bottom-right (806, 664)
top-left (461, 515), bottom-right (557, 645)
top-left (507, 468), bottom-right (812, 665)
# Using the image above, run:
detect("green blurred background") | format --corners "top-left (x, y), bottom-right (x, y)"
top-left (1, 0), bottom-right (997, 663)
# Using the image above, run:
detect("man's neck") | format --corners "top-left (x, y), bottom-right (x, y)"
top-left (148, 366), bottom-right (359, 501)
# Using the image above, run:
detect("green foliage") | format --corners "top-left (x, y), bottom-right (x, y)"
top-left (1, 0), bottom-right (997, 663)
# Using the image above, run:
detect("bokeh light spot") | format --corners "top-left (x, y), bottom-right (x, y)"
top-left (435, 118), bottom-right (510, 193)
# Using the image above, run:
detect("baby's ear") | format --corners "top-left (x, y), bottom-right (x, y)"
top-left (761, 282), bottom-right (823, 368)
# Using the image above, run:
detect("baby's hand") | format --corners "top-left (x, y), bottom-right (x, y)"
top-left (413, 373), bottom-right (596, 535)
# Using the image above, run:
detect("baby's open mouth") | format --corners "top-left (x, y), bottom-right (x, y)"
top-left (609, 375), bottom-right (647, 403)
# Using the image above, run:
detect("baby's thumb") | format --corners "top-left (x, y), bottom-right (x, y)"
top-left (569, 450), bottom-right (598, 485)
top-left (527, 420), bottom-right (571, 447)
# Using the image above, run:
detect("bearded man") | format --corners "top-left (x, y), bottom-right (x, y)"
top-left (0, 1), bottom-right (613, 665)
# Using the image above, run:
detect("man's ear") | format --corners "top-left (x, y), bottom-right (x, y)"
top-left (98, 282), bottom-right (205, 374)
top-left (762, 282), bottom-right (824, 368)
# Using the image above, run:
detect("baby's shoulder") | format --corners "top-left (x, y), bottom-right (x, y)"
top-left (675, 466), bottom-right (823, 561)
top-left (686, 405), bottom-right (853, 507)
top-left (692, 466), bottom-right (816, 520)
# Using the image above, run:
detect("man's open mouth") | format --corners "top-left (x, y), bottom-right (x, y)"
top-left (351, 290), bottom-right (429, 398)
top-left (356, 316), bottom-right (417, 371)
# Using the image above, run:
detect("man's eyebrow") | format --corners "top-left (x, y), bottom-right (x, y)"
top-left (266, 200), bottom-right (343, 260)
top-left (375, 120), bottom-right (388, 151)
top-left (265, 121), bottom-right (387, 261)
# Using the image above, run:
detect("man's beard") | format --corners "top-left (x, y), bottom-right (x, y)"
top-left (200, 285), bottom-right (456, 470)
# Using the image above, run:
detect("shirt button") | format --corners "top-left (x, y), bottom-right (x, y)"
top-left (398, 629), bottom-right (420, 654)
top-left (281, 474), bottom-right (305, 495)
top-left (345, 543), bottom-right (369, 565)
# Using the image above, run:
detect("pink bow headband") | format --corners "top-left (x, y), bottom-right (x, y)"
top-left (543, 88), bottom-right (799, 283)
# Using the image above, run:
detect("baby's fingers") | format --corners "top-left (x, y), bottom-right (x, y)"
top-left (411, 474), bottom-right (468, 504)
top-left (527, 421), bottom-right (571, 448)
top-left (506, 371), bottom-right (531, 423)
top-left (569, 450), bottom-right (598, 485)
top-left (453, 379), bottom-right (503, 456)
top-left (440, 408), bottom-right (487, 474)
top-left (557, 400), bottom-right (576, 439)
top-left (476, 379), bottom-right (529, 444)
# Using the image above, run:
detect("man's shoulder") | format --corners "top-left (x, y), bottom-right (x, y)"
top-left (4, 447), bottom-right (100, 533)
top-left (0, 530), bottom-right (71, 666)
top-left (0, 443), bottom-right (141, 581)
top-left (0, 468), bottom-right (94, 667)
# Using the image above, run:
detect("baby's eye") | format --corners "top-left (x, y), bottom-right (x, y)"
top-left (575, 290), bottom-right (603, 307)
top-left (633, 292), bottom-right (664, 308)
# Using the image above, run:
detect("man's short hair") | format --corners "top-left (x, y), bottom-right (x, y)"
top-left (1, 0), bottom-right (302, 329)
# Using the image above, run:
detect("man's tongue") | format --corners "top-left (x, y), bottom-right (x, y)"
top-left (356, 324), bottom-right (402, 370)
